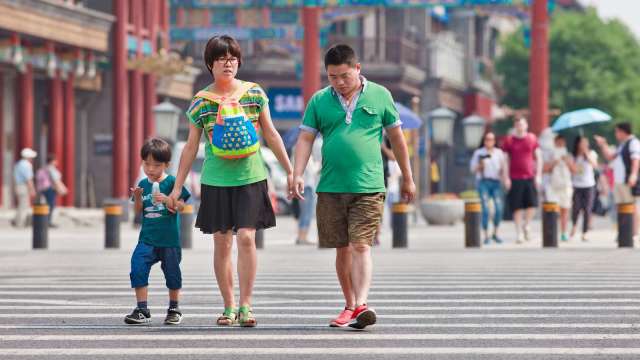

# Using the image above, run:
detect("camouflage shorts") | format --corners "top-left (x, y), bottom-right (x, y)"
top-left (316, 192), bottom-right (385, 248)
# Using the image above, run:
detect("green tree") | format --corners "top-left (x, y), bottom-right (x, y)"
top-left (496, 9), bottom-right (640, 133)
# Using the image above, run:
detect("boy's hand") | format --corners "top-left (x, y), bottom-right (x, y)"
top-left (130, 187), bottom-right (143, 199)
top-left (153, 192), bottom-right (168, 205)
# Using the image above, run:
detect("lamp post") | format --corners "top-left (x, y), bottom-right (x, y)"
top-left (462, 115), bottom-right (486, 150)
top-left (428, 108), bottom-right (457, 193)
top-left (153, 99), bottom-right (181, 144)
top-left (462, 115), bottom-right (487, 190)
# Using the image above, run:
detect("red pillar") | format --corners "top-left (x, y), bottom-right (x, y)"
top-left (528, 0), bottom-right (549, 134)
top-left (144, 0), bottom-right (158, 140)
top-left (302, 7), bottom-right (321, 106)
top-left (161, 0), bottom-right (170, 50)
top-left (130, 0), bottom-right (144, 186)
top-left (113, 0), bottom-right (129, 198)
top-left (18, 64), bottom-right (34, 152)
top-left (49, 70), bottom-right (64, 166)
top-left (130, 71), bottom-right (144, 185)
top-left (63, 73), bottom-right (75, 206)
top-left (0, 73), bottom-right (3, 206)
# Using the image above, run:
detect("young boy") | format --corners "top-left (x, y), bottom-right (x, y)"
top-left (125, 138), bottom-right (191, 325)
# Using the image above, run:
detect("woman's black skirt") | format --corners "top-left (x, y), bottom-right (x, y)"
top-left (195, 180), bottom-right (276, 234)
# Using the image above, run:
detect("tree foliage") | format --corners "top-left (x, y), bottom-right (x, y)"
top-left (495, 9), bottom-right (640, 133)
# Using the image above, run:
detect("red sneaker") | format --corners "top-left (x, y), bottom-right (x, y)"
top-left (348, 304), bottom-right (377, 329)
top-left (329, 307), bottom-right (354, 327)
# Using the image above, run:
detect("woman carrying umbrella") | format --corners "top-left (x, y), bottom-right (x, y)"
top-left (566, 136), bottom-right (598, 241)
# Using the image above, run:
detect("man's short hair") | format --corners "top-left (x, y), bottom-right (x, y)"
top-left (324, 44), bottom-right (358, 69)
top-left (140, 138), bottom-right (172, 164)
top-left (616, 122), bottom-right (632, 135)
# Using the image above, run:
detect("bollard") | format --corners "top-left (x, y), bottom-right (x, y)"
top-left (180, 204), bottom-right (194, 249)
top-left (618, 203), bottom-right (634, 248)
top-left (392, 203), bottom-right (410, 248)
top-left (255, 229), bottom-right (264, 249)
top-left (464, 201), bottom-right (481, 248)
top-left (104, 203), bottom-right (122, 249)
top-left (542, 202), bottom-right (559, 248)
top-left (32, 204), bottom-right (49, 249)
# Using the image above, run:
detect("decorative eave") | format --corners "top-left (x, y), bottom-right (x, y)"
top-left (0, 0), bottom-right (114, 52)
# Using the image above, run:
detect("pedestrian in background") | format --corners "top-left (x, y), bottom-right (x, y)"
top-left (470, 131), bottom-right (508, 244)
top-left (36, 154), bottom-right (67, 227)
top-left (595, 122), bottom-right (640, 239)
top-left (294, 137), bottom-right (322, 246)
top-left (567, 136), bottom-right (598, 242)
top-left (543, 135), bottom-right (573, 241)
top-left (11, 148), bottom-right (37, 228)
top-left (502, 118), bottom-right (543, 244)
top-left (293, 44), bottom-right (415, 329)
top-left (168, 35), bottom-right (293, 327)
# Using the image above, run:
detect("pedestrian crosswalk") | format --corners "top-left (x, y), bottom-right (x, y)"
top-left (2, 269), bottom-right (640, 359)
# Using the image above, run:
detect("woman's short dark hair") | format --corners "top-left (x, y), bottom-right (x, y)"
top-left (141, 138), bottom-right (172, 164)
top-left (47, 153), bottom-right (56, 164)
top-left (203, 35), bottom-right (242, 75)
top-left (324, 44), bottom-right (358, 69)
top-left (616, 122), bottom-right (632, 135)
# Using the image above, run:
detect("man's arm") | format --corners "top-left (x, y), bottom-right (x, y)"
top-left (594, 135), bottom-right (616, 161)
top-left (386, 126), bottom-right (416, 202)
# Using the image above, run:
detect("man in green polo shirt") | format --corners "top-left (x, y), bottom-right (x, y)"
top-left (292, 44), bottom-right (415, 329)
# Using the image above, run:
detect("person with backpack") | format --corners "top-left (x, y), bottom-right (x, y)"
top-left (35, 154), bottom-right (68, 227)
top-left (543, 134), bottom-right (573, 241)
top-left (595, 122), bottom-right (640, 239)
top-left (167, 35), bottom-right (293, 327)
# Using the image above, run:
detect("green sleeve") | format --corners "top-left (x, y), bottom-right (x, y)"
top-left (382, 90), bottom-right (400, 128)
top-left (301, 95), bottom-right (319, 132)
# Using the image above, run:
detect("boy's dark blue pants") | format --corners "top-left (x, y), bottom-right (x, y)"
top-left (130, 242), bottom-right (182, 289)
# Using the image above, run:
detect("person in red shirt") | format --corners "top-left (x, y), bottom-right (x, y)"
top-left (502, 118), bottom-right (543, 243)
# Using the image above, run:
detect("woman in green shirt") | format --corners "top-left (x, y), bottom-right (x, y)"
top-left (169, 35), bottom-right (293, 327)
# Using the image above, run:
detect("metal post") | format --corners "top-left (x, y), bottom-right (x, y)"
top-left (255, 229), bottom-right (264, 249)
top-left (392, 203), bottom-right (410, 248)
top-left (32, 204), bottom-right (49, 249)
top-left (618, 203), bottom-right (634, 248)
top-left (104, 203), bottom-right (122, 249)
top-left (180, 204), bottom-right (194, 249)
top-left (464, 201), bottom-right (481, 248)
top-left (542, 202), bottom-right (558, 247)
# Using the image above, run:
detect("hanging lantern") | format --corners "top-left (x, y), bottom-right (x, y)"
top-left (86, 51), bottom-right (96, 78)
top-left (75, 49), bottom-right (85, 78)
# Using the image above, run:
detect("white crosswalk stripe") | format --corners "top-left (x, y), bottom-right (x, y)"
top-left (3, 269), bottom-right (640, 359)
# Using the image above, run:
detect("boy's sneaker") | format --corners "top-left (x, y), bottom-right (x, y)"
top-left (124, 308), bottom-right (151, 325)
top-left (164, 307), bottom-right (182, 325)
top-left (329, 307), bottom-right (353, 327)
top-left (348, 304), bottom-right (377, 330)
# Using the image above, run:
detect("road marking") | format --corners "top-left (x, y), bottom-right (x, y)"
top-left (1, 313), bottom-right (637, 319)
top-left (5, 347), bottom-right (640, 355)
top-left (3, 333), bottom-right (640, 341)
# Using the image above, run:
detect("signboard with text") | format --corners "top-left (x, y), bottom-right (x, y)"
top-left (267, 88), bottom-right (304, 121)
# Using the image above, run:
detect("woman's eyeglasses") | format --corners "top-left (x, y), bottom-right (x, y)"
top-left (216, 57), bottom-right (239, 66)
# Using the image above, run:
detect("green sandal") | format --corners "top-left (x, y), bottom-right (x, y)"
top-left (216, 307), bottom-right (237, 326)
top-left (238, 305), bottom-right (257, 327)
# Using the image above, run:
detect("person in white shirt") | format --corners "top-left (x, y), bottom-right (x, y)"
top-left (543, 135), bottom-right (573, 241)
top-left (595, 122), bottom-right (640, 237)
top-left (470, 132), bottom-right (509, 244)
top-left (12, 148), bottom-right (37, 228)
top-left (294, 137), bottom-right (322, 245)
top-left (566, 136), bottom-right (598, 241)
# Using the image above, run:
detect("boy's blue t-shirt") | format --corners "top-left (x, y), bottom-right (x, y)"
top-left (137, 175), bottom-right (191, 248)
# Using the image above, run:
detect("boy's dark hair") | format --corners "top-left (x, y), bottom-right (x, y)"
top-left (141, 138), bottom-right (172, 164)
top-left (324, 44), bottom-right (358, 69)
top-left (203, 35), bottom-right (242, 75)
top-left (616, 122), bottom-right (632, 135)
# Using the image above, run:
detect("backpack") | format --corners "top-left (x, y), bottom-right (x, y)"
top-left (194, 82), bottom-right (260, 159)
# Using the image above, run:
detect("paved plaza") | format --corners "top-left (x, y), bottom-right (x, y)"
top-left (1, 214), bottom-right (639, 359)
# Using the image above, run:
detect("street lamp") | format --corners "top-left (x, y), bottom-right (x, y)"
top-left (153, 99), bottom-right (181, 143)
top-left (428, 107), bottom-right (457, 146)
top-left (462, 115), bottom-right (486, 150)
